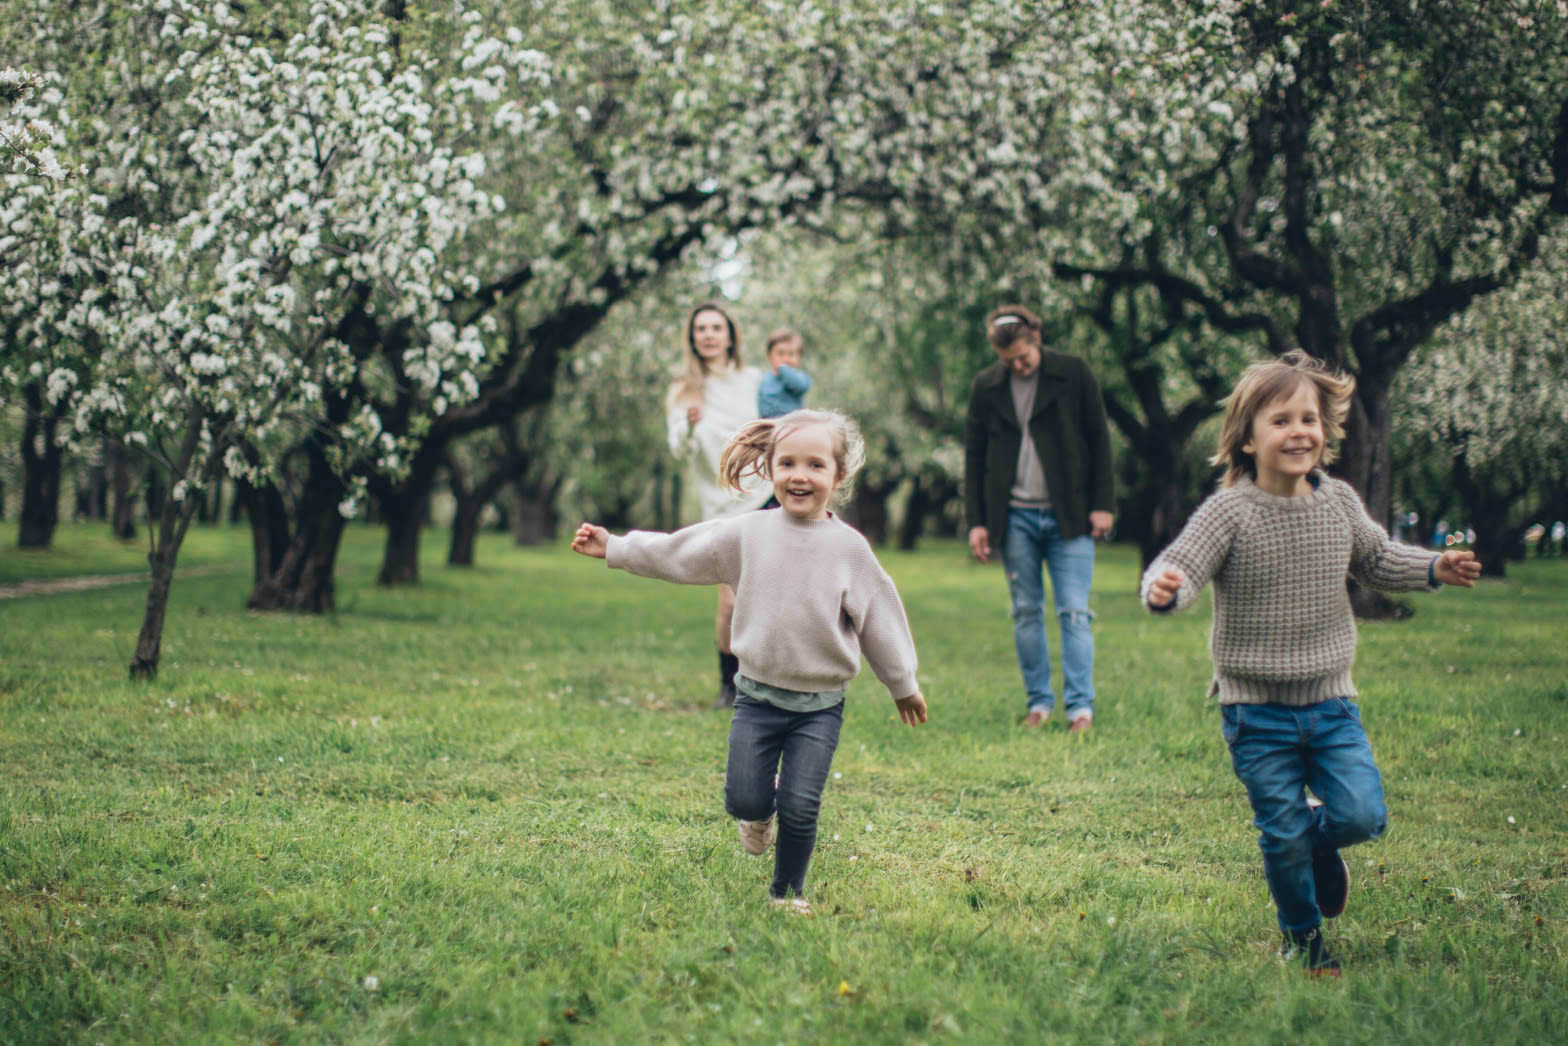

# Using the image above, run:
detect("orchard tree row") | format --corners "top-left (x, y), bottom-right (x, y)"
top-left (4, 0), bottom-right (1568, 677)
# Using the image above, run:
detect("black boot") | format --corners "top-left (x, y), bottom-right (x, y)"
top-left (1280, 926), bottom-right (1341, 978)
top-left (712, 651), bottom-right (739, 709)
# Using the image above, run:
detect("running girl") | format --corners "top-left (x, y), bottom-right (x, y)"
top-left (573, 409), bottom-right (928, 912)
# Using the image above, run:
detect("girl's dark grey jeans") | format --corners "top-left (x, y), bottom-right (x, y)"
top-left (725, 694), bottom-right (844, 899)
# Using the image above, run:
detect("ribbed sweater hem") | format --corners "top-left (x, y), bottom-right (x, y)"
top-left (1212, 669), bottom-right (1357, 707)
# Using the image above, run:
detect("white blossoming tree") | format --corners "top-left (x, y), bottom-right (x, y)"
top-left (1397, 232), bottom-right (1568, 576)
top-left (1041, 1), bottom-right (1568, 561)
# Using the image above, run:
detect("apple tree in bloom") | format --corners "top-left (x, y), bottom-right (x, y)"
top-left (4, 0), bottom-right (556, 676)
top-left (1, 62), bottom-right (108, 549)
top-left (1397, 231), bottom-right (1568, 575)
top-left (1039, 0), bottom-right (1568, 563)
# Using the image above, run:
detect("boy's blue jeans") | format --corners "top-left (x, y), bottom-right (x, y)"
top-left (1221, 698), bottom-right (1388, 932)
top-left (1001, 507), bottom-right (1096, 720)
top-left (725, 695), bottom-right (843, 899)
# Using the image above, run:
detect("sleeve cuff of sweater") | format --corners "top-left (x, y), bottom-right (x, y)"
top-left (1428, 556), bottom-right (1440, 587)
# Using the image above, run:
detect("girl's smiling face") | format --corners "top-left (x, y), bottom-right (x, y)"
top-left (770, 423), bottom-right (839, 520)
top-left (1244, 380), bottom-right (1324, 496)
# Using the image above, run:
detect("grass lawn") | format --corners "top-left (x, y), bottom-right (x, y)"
top-left (2, 521), bottom-right (1566, 1045)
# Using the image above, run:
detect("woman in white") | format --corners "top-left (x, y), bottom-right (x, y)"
top-left (667, 301), bottom-right (768, 707)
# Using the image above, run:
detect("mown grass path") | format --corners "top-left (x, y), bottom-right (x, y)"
top-left (2, 522), bottom-right (1565, 1044)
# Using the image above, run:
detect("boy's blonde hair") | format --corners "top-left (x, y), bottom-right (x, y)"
top-left (668, 301), bottom-right (743, 409)
top-left (718, 409), bottom-right (866, 507)
top-left (1211, 349), bottom-right (1355, 488)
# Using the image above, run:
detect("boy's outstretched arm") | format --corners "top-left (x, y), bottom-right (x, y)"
top-left (1145, 567), bottom-right (1186, 610)
top-left (1433, 549), bottom-right (1482, 587)
top-left (571, 522), bottom-right (609, 559)
top-left (894, 690), bottom-right (928, 727)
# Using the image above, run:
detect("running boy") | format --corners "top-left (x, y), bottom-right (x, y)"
top-left (1140, 350), bottom-right (1481, 976)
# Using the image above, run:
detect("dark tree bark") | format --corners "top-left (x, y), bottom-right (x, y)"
top-left (246, 439), bottom-right (350, 613)
top-left (77, 460), bottom-right (106, 521)
top-left (107, 438), bottom-right (137, 541)
top-left (237, 477), bottom-right (291, 586)
top-left (899, 471), bottom-right (957, 551)
top-left (17, 382), bottom-right (65, 549)
top-left (129, 414), bottom-right (227, 679)
top-left (374, 445), bottom-right (441, 586)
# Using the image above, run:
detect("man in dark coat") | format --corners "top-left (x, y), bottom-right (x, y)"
top-left (964, 305), bottom-right (1115, 732)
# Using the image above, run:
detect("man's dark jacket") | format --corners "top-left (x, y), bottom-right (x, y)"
top-left (964, 349), bottom-right (1115, 545)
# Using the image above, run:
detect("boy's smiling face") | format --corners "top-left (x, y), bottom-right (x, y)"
top-left (1244, 380), bottom-right (1324, 497)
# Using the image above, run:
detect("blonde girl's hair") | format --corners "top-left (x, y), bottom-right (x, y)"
top-left (985, 304), bottom-right (1044, 349)
top-left (668, 301), bottom-right (742, 409)
top-left (718, 409), bottom-right (867, 507)
top-left (765, 327), bottom-right (804, 356)
top-left (1210, 349), bottom-right (1355, 488)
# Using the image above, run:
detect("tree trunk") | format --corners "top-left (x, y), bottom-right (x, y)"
top-left (898, 473), bottom-right (956, 551)
top-left (848, 475), bottom-right (895, 545)
top-left (376, 445), bottom-right (444, 585)
top-left (510, 469), bottom-right (561, 546)
top-left (247, 449), bottom-right (350, 613)
top-left (128, 414), bottom-right (227, 680)
top-left (1451, 453), bottom-right (1517, 579)
top-left (449, 501), bottom-right (482, 566)
top-left (129, 497), bottom-right (200, 679)
top-left (1339, 379), bottom-right (1408, 617)
top-left (107, 438), bottom-right (137, 541)
top-left (238, 478), bottom-right (292, 586)
top-left (447, 449), bottom-right (517, 567)
top-left (78, 460), bottom-right (106, 521)
top-left (18, 382), bottom-right (64, 549)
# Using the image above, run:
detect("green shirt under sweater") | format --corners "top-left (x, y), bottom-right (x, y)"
top-left (1140, 470), bottom-right (1441, 707)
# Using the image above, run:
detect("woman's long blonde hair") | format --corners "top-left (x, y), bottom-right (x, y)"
top-left (1211, 349), bottom-right (1355, 488)
top-left (668, 301), bottom-right (743, 409)
top-left (718, 409), bottom-right (867, 507)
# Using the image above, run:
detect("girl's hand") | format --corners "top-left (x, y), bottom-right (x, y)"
top-left (1146, 567), bottom-right (1185, 608)
top-left (686, 404), bottom-right (703, 427)
top-left (571, 522), bottom-right (609, 559)
top-left (895, 690), bottom-right (928, 727)
top-left (1434, 549), bottom-right (1481, 587)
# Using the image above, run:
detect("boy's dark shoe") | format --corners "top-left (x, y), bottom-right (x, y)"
top-left (1314, 847), bottom-right (1351, 918)
top-left (1281, 926), bottom-right (1341, 978)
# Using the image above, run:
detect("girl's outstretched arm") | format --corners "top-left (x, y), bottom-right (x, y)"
top-left (1433, 549), bottom-right (1482, 587)
top-left (895, 690), bottom-right (928, 727)
top-left (571, 522), bottom-right (609, 559)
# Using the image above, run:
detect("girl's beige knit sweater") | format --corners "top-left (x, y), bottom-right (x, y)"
top-left (606, 509), bottom-right (919, 701)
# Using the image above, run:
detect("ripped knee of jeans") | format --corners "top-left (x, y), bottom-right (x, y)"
top-left (1057, 608), bottom-right (1095, 626)
top-left (1010, 601), bottom-right (1045, 624)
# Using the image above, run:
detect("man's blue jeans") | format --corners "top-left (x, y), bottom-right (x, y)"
top-left (1001, 507), bottom-right (1096, 720)
top-left (725, 695), bottom-right (843, 899)
top-left (1221, 699), bottom-right (1388, 932)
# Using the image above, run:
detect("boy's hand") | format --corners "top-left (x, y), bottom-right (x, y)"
top-left (895, 690), bottom-right (928, 727)
top-left (1146, 567), bottom-right (1185, 608)
top-left (571, 522), bottom-right (609, 559)
top-left (1434, 549), bottom-right (1481, 587)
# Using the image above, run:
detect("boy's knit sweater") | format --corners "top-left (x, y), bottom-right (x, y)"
top-left (606, 509), bottom-right (919, 701)
top-left (1140, 470), bottom-right (1440, 706)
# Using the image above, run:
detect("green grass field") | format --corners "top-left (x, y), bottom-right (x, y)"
top-left (2, 521), bottom-right (1565, 1045)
